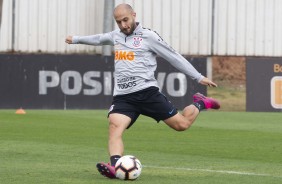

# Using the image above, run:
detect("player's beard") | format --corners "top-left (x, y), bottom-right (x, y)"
top-left (121, 21), bottom-right (136, 35)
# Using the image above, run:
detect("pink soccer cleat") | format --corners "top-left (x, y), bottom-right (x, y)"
top-left (193, 93), bottom-right (220, 109)
top-left (96, 162), bottom-right (116, 179)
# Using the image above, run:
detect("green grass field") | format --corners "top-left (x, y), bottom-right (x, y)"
top-left (0, 110), bottom-right (282, 184)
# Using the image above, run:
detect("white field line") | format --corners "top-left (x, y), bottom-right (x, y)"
top-left (143, 165), bottom-right (281, 178)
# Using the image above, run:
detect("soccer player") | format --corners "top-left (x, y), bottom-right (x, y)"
top-left (65, 3), bottom-right (220, 179)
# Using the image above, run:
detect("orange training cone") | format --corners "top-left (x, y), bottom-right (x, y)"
top-left (15, 108), bottom-right (26, 114)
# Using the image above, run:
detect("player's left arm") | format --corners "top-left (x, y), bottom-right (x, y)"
top-left (199, 77), bottom-right (217, 87)
top-left (148, 32), bottom-right (217, 87)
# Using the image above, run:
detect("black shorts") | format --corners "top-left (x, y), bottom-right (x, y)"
top-left (108, 86), bottom-right (178, 129)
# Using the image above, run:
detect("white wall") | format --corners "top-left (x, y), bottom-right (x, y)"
top-left (0, 0), bottom-right (104, 53)
top-left (1, 0), bottom-right (282, 56)
top-left (117, 0), bottom-right (212, 55)
top-left (213, 0), bottom-right (282, 56)
top-left (0, 0), bottom-right (13, 50)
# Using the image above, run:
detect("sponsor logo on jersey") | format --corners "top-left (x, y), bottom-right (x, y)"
top-left (116, 77), bottom-right (137, 89)
top-left (132, 37), bottom-right (143, 48)
top-left (115, 51), bottom-right (135, 61)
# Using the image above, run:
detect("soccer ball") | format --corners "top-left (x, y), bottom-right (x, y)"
top-left (115, 155), bottom-right (142, 180)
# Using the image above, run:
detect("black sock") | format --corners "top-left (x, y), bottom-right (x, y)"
top-left (193, 100), bottom-right (206, 111)
top-left (110, 155), bottom-right (121, 166)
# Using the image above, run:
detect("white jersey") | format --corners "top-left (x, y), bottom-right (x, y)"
top-left (72, 23), bottom-right (204, 96)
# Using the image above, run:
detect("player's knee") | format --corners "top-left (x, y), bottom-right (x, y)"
top-left (108, 117), bottom-right (123, 130)
top-left (174, 121), bottom-right (190, 131)
top-left (165, 115), bottom-right (191, 131)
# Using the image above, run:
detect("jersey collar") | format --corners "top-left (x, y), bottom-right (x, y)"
top-left (133, 22), bottom-right (142, 35)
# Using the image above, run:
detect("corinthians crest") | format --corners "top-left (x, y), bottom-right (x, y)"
top-left (132, 37), bottom-right (143, 48)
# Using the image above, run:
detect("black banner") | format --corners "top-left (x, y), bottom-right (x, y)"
top-left (0, 54), bottom-right (206, 109)
top-left (246, 57), bottom-right (282, 112)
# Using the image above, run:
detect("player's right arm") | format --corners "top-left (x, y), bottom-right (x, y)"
top-left (65, 32), bottom-right (114, 46)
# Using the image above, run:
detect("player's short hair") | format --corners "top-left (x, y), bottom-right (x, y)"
top-left (114, 3), bottom-right (134, 14)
